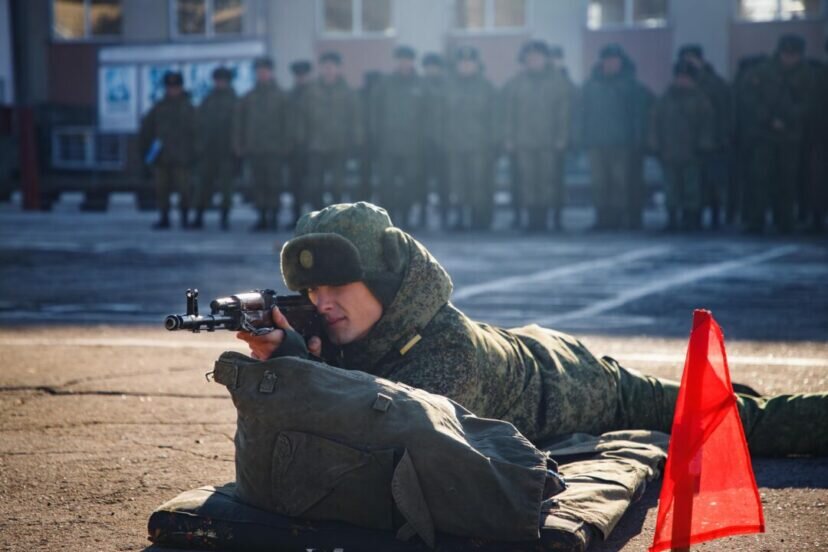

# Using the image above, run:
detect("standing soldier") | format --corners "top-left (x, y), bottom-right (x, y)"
top-left (740, 35), bottom-right (817, 234)
top-left (193, 66), bottom-right (237, 230)
top-left (139, 71), bottom-right (196, 229)
top-left (287, 60), bottom-right (313, 224)
top-left (579, 44), bottom-right (649, 230)
top-left (370, 45), bottom-right (425, 227)
top-left (358, 71), bottom-right (383, 202)
top-left (503, 40), bottom-right (570, 231)
top-left (306, 52), bottom-right (362, 209)
top-left (421, 53), bottom-right (448, 228)
top-left (679, 44), bottom-right (732, 228)
top-left (234, 56), bottom-right (289, 231)
top-left (444, 46), bottom-right (496, 230)
top-left (804, 40), bottom-right (828, 233)
top-left (651, 60), bottom-right (715, 231)
top-left (548, 45), bottom-right (577, 229)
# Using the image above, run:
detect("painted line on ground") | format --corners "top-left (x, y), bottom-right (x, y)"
top-left (533, 245), bottom-right (799, 326)
top-left (452, 246), bottom-right (672, 301)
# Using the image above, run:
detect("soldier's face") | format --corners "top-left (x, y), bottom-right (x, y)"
top-left (255, 67), bottom-right (273, 82)
top-left (307, 282), bottom-right (383, 345)
top-left (213, 78), bottom-right (230, 90)
top-left (320, 61), bottom-right (340, 82)
top-left (457, 60), bottom-right (478, 76)
top-left (779, 51), bottom-right (802, 68)
top-left (396, 58), bottom-right (415, 74)
top-left (525, 52), bottom-right (547, 72)
top-left (165, 85), bottom-right (183, 98)
top-left (602, 56), bottom-right (622, 75)
top-left (424, 65), bottom-right (442, 77)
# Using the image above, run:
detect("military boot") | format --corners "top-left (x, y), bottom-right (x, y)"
top-left (152, 211), bottom-right (170, 230)
top-left (191, 210), bottom-right (204, 229)
top-left (179, 207), bottom-right (190, 229)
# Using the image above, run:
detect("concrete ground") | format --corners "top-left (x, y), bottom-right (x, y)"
top-left (0, 194), bottom-right (826, 551)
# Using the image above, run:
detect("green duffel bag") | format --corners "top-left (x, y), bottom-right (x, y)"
top-left (211, 351), bottom-right (564, 547)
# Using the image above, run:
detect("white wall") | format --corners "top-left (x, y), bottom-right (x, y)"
top-left (671, 0), bottom-right (732, 77)
top-left (0, 0), bottom-right (15, 103)
top-left (270, 0), bottom-right (316, 86)
top-left (532, 0), bottom-right (590, 83)
top-left (395, 0), bottom-right (449, 57)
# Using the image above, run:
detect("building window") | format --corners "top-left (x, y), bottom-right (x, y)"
top-left (52, 127), bottom-right (126, 170)
top-left (53, 0), bottom-right (123, 40)
top-left (737, 0), bottom-right (823, 21)
top-left (453, 0), bottom-right (527, 31)
top-left (173, 0), bottom-right (246, 37)
top-left (587, 0), bottom-right (668, 29)
top-left (320, 0), bottom-right (394, 35)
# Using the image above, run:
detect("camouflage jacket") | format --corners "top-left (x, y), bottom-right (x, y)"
top-left (502, 69), bottom-right (570, 150)
top-left (286, 81), bottom-right (313, 151)
top-left (651, 84), bottom-right (715, 163)
top-left (695, 64), bottom-right (732, 149)
top-left (443, 73), bottom-right (496, 153)
top-left (139, 94), bottom-right (196, 166)
top-left (197, 87), bottom-right (237, 158)
top-left (578, 61), bottom-right (650, 149)
top-left (369, 72), bottom-right (426, 155)
top-left (739, 57), bottom-right (819, 143)
top-left (421, 74), bottom-right (447, 150)
top-left (322, 233), bottom-right (617, 443)
top-left (234, 81), bottom-right (289, 156)
top-left (302, 78), bottom-right (363, 153)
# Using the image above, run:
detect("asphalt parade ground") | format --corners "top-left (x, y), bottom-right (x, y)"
top-left (0, 194), bottom-right (826, 551)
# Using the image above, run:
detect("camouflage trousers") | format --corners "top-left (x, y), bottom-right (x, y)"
top-left (514, 149), bottom-right (564, 210)
top-left (196, 155), bottom-right (235, 211)
top-left (248, 154), bottom-right (285, 210)
top-left (307, 151), bottom-right (348, 207)
top-left (745, 140), bottom-right (799, 232)
top-left (589, 147), bottom-right (633, 229)
top-left (154, 164), bottom-right (191, 213)
top-left (662, 160), bottom-right (702, 212)
top-left (447, 150), bottom-right (494, 229)
top-left (377, 153), bottom-right (421, 225)
top-left (517, 327), bottom-right (828, 457)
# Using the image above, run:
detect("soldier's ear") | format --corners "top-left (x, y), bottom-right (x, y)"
top-left (382, 227), bottom-right (409, 273)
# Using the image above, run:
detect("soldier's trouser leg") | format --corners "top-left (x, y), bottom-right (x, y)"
top-left (469, 150), bottom-right (493, 230)
top-left (610, 358), bottom-right (828, 456)
top-left (378, 154), bottom-right (406, 223)
top-left (626, 152), bottom-right (645, 229)
top-left (549, 150), bottom-right (565, 229)
top-left (517, 150), bottom-right (547, 230)
top-left (745, 141), bottom-right (774, 231)
top-left (289, 152), bottom-right (308, 222)
top-left (606, 148), bottom-right (631, 229)
top-left (307, 152), bottom-right (325, 210)
top-left (589, 149), bottom-right (611, 228)
top-left (154, 165), bottom-right (173, 216)
top-left (662, 163), bottom-right (681, 220)
top-left (329, 152), bottom-right (347, 204)
top-left (401, 155), bottom-right (421, 226)
top-left (447, 152), bottom-right (465, 228)
top-left (771, 142), bottom-right (799, 233)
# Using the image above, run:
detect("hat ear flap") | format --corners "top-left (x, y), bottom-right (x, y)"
top-left (382, 227), bottom-right (409, 273)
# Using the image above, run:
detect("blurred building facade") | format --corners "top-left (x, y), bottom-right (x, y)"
top-left (1, 0), bottom-right (826, 207)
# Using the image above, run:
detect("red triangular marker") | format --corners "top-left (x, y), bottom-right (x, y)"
top-left (650, 310), bottom-right (765, 551)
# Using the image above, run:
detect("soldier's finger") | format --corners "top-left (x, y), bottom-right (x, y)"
top-left (308, 336), bottom-right (322, 357)
top-left (271, 306), bottom-right (295, 331)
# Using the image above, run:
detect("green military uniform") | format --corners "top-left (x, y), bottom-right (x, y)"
top-left (235, 78), bottom-right (289, 229)
top-left (195, 83), bottom-right (237, 228)
top-left (502, 67), bottom-right (570, 231)
top-left (651, 81), bottom-right (715, 229)
top-left (139, 91), bottom-right (196, 227)
top-left (804, 53), bottom-right (828, 232)
top-left (444, 69), bottom-right (496, 230)
top-left (286, 61), bottom-right (313, 225)
top-left (732, 54), bottom-right (768, 229)
top-left (370, 70), bottom-right (425, 226)
top-left (579, 46), bottom-right (650, 230)
top-left (695, 64), bottom-right (732, 226)
top-left (421, 62), bottom-right (448, 228)
top-left (274, 202), bottom-right (828, 548)
top-left (304, 77), bottom-right (362, 207)
top-left (740, 38), bottom-right (818, 233)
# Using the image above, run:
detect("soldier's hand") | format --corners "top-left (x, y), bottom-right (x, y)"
top-left (235, 306), bottom-right (294, 360)
top-left (307, 336), bottom-right (323, 357)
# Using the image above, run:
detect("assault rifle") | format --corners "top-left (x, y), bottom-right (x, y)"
top-left (164, 289), bottom-right (324, 339)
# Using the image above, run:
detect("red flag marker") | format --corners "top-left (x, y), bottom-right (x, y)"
top-left (650, 310), bottom-right (764, 552)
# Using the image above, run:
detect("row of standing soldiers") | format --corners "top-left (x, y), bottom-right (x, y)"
top-left (139, 35), bottom-right (828, 233)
